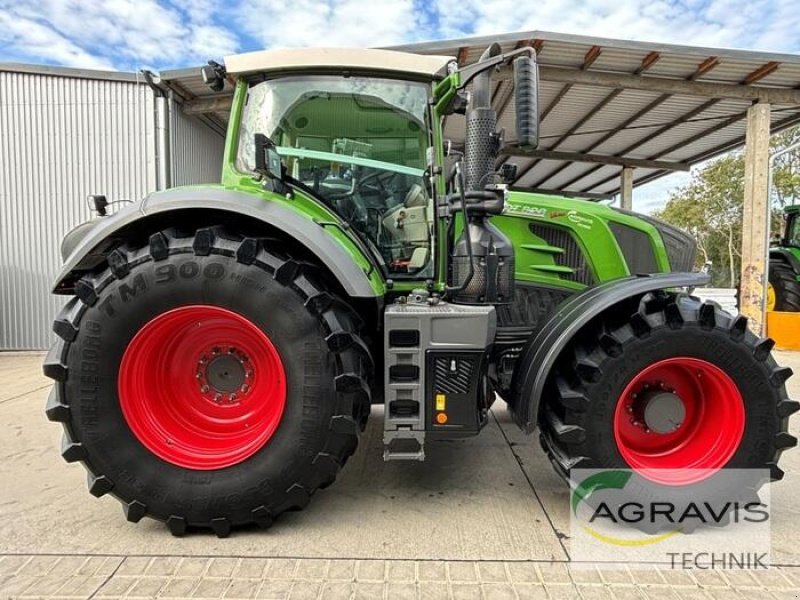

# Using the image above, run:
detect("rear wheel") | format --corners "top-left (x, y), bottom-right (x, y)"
top-left (44, 227), bottom-right (372, 536)
top-left (770, 260), bottom-right (800, 312)
top-left (539, 292), bottom-right (797, 524)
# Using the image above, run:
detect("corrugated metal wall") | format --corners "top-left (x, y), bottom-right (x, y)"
top-left (0, 69), bottom-right (226, 350)
top-left (0, 71), bottom-right (157, 350)
top-left (170, 101), bottom-right (225, 187)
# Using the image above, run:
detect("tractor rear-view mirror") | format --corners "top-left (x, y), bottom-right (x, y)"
top-left (513, 55), bottom-right (539, 150)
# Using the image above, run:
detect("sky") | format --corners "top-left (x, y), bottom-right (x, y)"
top-left (2, 0), bottom-right (799, 211)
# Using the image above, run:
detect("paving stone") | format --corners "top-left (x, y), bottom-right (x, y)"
top-left (265, 559), bottom-right (298, 580)
top-left (447, 562), bottom-right (479, 582)
top-left (49, 556), bottom-right (91, 576)
top-left (223, 578), bottom-right (262, 599)
top-left (629, 568), bottom-right (666, 586)
top-left (115, 556), bottom-right (153, 576)
top-left (294, 559), bottom-right (328, 580)
top-left (656, 568), bottom-right (695, 586)
top-left (576, 584), bottom-right (615, 600)
top-left (160, 577), bottom-right (202, 598)
top-left (417, 561), bottom-right (447, 582)
top-left (482, 583), bottom-right (517, 599)
top-left (192, 577), bottom-right (232, 599)
top-left (18, 573), bottom-right (75, 597)
top-left (538, 562), bottom-right (572, 584)
top-left (18, 555), bottom-right (61, 576)
top-left (769, 591), bottom-right (800, 600)
top-left (386, 582), bottom-right (416, 599)
top-left (326, 560), bottom-right (356, 582)
top-left (0, 556), bottom-right (31, 576)
top-left (610, 586), bottom-right (648, 600)
top-left (208, 558), bottom-right (240, 578)
top-left (417, 581), bottom-right (448, 599)
top-left (355, 560), bottom-right (386, 581)
top-left (127, 576), bottom-right (169, 598)
top-left (386, 560), bottom-right (416, 582)
top-left (598, 567), bottom-right (635, 585)
top-left (354, 582), bottom-right (385, 599)
top-left (569, 565), bottom-right (603, 584)
top-left (0, 575), bottom-right (37, 597)
top-left (178, 558), bottom-right (213, 577)
top-left (91, 575), bottom-right (137, 598)
top-left (449, 583), bottom-right (482, 600)
top-left (288, 580), bottom-right (322, 599)
top-left (543, 583), bottom-right (582, 599)
top-left (751, 568), bottom-right (794, 588)
top-left (234, 558), bottom-right (269, 579)
top-left (507, 563), bottom-right (541, 584)
top-left (513, 584), bottom-right (549, 599)
top-left (147, 555), bottom-right (182, 576)
top-left (256, 580), bottom-right (292, 599)
top-left (51, 575), bottom-right (107, 598)
top-left (319, 581), bottom-right (355, 599)
top-left (478, 562), bottom-right (509, 583)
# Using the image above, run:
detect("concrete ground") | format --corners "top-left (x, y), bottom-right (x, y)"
top-left (1, 350), bottom-right (799, 599)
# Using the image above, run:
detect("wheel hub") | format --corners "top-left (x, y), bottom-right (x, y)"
top-left (626, 381), bottom-right (686, 434)
top-left (196, 347), bottom-right (253, 403)
top-left (642, 389), bottom-right (685, 434)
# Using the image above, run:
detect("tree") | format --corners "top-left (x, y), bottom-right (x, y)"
top-left (653, 126), bottom-right (800, 287)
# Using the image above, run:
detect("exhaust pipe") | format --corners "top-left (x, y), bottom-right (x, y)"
top-left (464, 43), bottom-right (502, 192)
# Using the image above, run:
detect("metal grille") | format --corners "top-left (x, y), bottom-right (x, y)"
top-left (608, 222), bottom-right (659, 274)
top-left (433, 357), bottom-right (475, 395)
top-left (528, 224), bottom-right (594, 285)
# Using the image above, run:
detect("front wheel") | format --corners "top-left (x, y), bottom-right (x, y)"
top-left (539, 292), bottom-right (797, 525)
top-left (44, 227), bottom-right (372, 536)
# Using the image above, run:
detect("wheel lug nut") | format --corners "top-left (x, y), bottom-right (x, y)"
top-left (201, 385), bottom-right (209, 393)
top-left (230, 393), bottom-right (237, 401)
top-left (626, 405), bottom-right (633, 413)
top-left (215, 393), bottom-right (222, 402)
top-left (241, 384), bottom-right (249, 393)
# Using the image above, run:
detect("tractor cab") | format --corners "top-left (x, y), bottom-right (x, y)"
top-left (214, 48), bottom-right (455, 279)
top-left (781, 206), bottom-right (800, 248)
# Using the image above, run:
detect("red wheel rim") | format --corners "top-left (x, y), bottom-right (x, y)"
top-left (613, 357), bottom-right (745, 485)
top-left (119, 306), bottom-right (286, 470)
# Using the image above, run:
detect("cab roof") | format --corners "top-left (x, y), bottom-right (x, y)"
top-left (224, 47), bottom-right (454, 79)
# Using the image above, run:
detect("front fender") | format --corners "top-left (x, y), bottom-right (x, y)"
top-left (53, 187), bottom-right (382, 298)
top-left (508, 271), bottom-right (710, 433)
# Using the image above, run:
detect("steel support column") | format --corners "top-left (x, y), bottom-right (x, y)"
top-left (739, 102), bottom-right (771, 336)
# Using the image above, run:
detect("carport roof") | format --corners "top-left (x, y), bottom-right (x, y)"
top-left (5, 30), bottom-right (799, 200)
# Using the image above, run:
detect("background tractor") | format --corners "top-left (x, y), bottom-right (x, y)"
top-left (44, 45), bottom-right (796, 537)
top-left (769, 204), bottom-right (800, 311)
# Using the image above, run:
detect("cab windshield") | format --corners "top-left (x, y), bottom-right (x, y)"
top-left (237, 75), bottom-right (434, 277)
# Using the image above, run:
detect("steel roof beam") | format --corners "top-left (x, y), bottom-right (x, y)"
top-left (527, 51), bottom-right (662, 188)
top-left (535, 66), bottom-right (800, 104)
top-left (502, 147), bottom-right (688, 171)
top-left (510, 186), bottom-right (614, 201)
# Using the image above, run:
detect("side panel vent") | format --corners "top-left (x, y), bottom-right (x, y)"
top-left (608, 222), bottom-right (659, 275)
top-left (528, 224), bottom-right (594, 285)
top-left (433, 357), bottom-right (475, 395)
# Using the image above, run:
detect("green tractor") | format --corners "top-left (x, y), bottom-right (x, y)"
top-left (44, 45), bottom-right (796, 537)
top-left (769, 204), bottom-right (800, 311)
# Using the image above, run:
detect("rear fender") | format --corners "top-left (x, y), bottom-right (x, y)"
top-left (770, 248), bottom-right (800, 274)
top-left (53, 187), bottom-right (381, 298)
top-left (508, 271), bottom-right (710, 433)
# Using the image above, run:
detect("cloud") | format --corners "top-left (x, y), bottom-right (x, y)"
top-left (233, 0), bottom-right (433, 50)
top-left (1, 0), bottom-right (798, 71)
top-left (0, 0), bottom-right (239, 70)
top-left (429, 0), bottom-right (800, 53)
